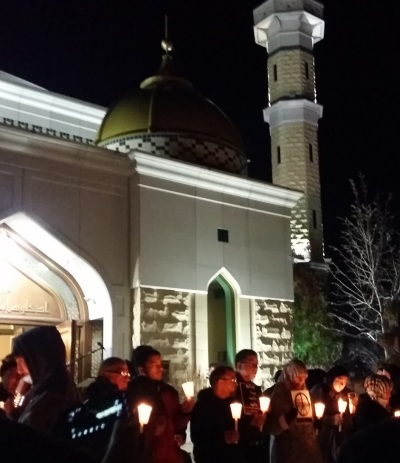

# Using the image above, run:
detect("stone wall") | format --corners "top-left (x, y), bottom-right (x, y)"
top-left (140, 288), bottom-right (192, 386)
top-left (268, 49), bottom-right (315, 103)
top-left (254, 298), bottom-right (293, 388)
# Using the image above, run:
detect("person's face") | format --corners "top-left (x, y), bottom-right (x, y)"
top-left (140, 354), bottom-right (163, 381)
top-left (291, 372), bottom-right (308, 389)
top-left (217, 370), bottom-right (237, 399)
top-left (14, 356), bottom-right (29, 377)
top-left (237, 354), bottom-right (258, 381)
top-left (332, 376), bottom-right (348, 393)
top-left (2, 367), bottom-right (21, 395)
top-left (103, 362), bottom-right (131, 391)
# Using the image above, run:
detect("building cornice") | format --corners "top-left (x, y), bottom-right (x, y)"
top-left (263, 99), bottom-right (323, 129)
top-left (132, 151), bottom-right (302, 209)
top-left (0, 125), bottom-right (132, 176)
top-left (253, 1), bottom-right (324, 53)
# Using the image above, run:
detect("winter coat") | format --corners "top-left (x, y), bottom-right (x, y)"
top-left (310, 383), bottom-right (353, 463)
top-left (267, 382), bottom-right (323, 463)
top-left (12, 326), bottom-right (80, 436)
top-left (128, 375), bottom-right (190, 463)
top-left (191, 387), bottom-right (245, 463)
top-left (354, 393), bottom-right (391, 432)
top-left (85, 376), bottom-right (120, 401)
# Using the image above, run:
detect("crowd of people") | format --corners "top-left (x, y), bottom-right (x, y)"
top-left (1, 326), bottom-right (400, 462)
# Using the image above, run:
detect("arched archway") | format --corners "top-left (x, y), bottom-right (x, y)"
top-left (0, 213), bottom-right (113, 378)
top-left (207, 270), bottom-right (240, 366)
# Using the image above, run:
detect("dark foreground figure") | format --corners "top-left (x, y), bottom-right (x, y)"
top-left (337, 418), bottom-right (400, 463)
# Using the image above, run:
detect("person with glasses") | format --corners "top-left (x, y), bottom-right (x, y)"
top-left (85, 357), bottom-right (131, 400)
top-left (234, 349), bottom-right (268, 463)
top-left (191, 365), bottom-right (245, 463)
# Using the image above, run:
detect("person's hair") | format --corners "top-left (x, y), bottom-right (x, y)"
top-left (326, 366), bottom-right (349, 385)
top-left (209, 365), bottom-right (235, 387)
top-left (235, 349), bottom-right (257, 366)
top-left (131, 345), bottom-right (160, 372)
top-left (98, 357), bottom-right (126, 376)
top-left (0, 354), bottom-right (16, 378)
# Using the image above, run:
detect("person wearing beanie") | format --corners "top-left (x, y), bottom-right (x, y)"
top-left (310, 365), bottom-right (352, 463)
top-left (354, 374), bottom-right (393, 432)
top-left (12, 326), bottom-right (79, 436)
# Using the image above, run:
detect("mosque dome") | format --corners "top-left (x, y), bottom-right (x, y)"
top-left (96, 46), bottom-right (247, 175)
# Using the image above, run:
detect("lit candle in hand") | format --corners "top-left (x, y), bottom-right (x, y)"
top-left (182, 381), bottom-right (194, 400)
top-left (137, 403), bottom-right (152, 433)
top-left (230, 402), bottom-right (242, 432)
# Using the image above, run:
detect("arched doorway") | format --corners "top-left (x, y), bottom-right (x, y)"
top-left (207, 273), bottom-right (237, 366)
top-left (0, 213), bottom-right (113, 381)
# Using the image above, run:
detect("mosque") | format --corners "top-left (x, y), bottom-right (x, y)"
top-left (0, 0), bottom-right (323, 388)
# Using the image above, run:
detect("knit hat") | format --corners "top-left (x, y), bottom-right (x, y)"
top-left (364, 374), bottom-right (393, 401)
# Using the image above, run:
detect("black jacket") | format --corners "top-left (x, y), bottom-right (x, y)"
top-left (191, 388), bottom-right (245, 463)
top-left (12, 326), bottom-right (79, 435)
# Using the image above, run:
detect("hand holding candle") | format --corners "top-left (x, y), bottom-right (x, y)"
top-left (230, 402), bottom-right (242, 432)
top-left (137, 403), bottom-right (152, 433)
top-left (314, 402), bottom-right (325, 420)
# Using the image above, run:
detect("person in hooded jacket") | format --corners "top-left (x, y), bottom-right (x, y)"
top-left (310, 366), bottom-right (352, 463)
top-left (12, 326), bottom-right (80, 436)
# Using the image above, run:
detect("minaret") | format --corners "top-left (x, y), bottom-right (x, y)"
top-left (253, 0), bottom-right (324, 263)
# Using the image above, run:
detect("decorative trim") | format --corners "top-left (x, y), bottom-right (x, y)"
top-left (263, 99), bottom-right (323, 128)
top-left (133, 151), bottom-right (302, 209)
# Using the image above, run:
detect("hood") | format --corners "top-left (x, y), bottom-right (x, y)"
top-left (12, 326), bottom-right (70, 394)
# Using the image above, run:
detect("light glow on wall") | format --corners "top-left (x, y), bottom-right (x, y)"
top-left (1, 213), bottom-right (113, 355)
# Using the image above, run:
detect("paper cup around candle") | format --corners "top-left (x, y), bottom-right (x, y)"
top-left (182, 381), bottom-right (194, 399)
top-left (394, 410), bottom-right (400, 417)
top-left (349, 401), bottom-right (356, 415)
top-left (259, 396), bottom-right (270, 414)
top-left (338, 398), bottom-right (347, 414)
top-left (230, 402), bottom-right (242, 431)
top-left (314, 402), bottom-right (325, 420)
top-left (138, 403), bottom-right (152, 433)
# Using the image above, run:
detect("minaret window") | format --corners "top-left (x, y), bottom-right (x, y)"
top-left (309, 144), bottom-right (313, 162)
top-left (312, 210), bottom-right (317, 229)
top-left (218, 228), bottom-right (229, 243)
top-left (273, 64), bottom-right (278, 81)
top-left (305, 61), bottom-right (309, 79)
top-left (277, 146), bottom-right (281, 164)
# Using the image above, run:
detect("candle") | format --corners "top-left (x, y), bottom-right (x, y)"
top-left (338, 398), bottom-right (347, 414)
top-left (259, 396), bottom-right (270, 414)
top-left (314, 402), bottom-right (325, 420)
top-left (348, 401), bottom-right (356, 415)
top-left (394, 410), bottom-right (400, 417)
top-left (230, 402), bottom-right (242, 431)
top-left (137, 403), bottom-right (152, 433)
top-left (338, 398), bottom-right (347, 432)
top-left (182, 381), bottom-right (194, 400)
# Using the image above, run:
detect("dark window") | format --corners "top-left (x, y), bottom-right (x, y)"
top-left (218, 228), bottom-right (229, 243)
top-left (312, 210), bottom-right (317, 229)
top-left (309, 143), bottom-right (313, 162)
top-left (305, 61), bottom-right (309, 79)
top-left (273, 64), bottom-right (278, 81)
top-left (277, 146), bottom-right (281, 164)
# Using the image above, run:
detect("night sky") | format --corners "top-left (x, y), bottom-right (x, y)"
top-left (1, 0), bottom-right (400, 255)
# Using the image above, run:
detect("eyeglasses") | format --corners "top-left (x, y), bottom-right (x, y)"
top-left (108, 370), bottom-right (131, 377)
